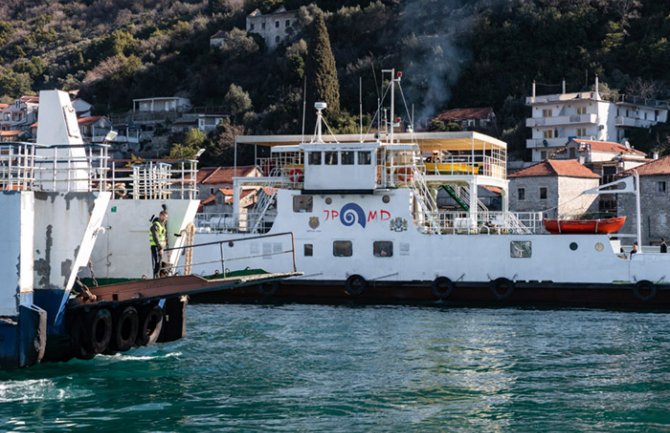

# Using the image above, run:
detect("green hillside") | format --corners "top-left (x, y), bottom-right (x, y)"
top-left (1, 0), bottom-right (670, 159)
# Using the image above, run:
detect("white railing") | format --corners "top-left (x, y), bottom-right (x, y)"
top-left (424, 155), bottom-right (506, 180)
top-left (436, 210), bottom-right (545, 234)
top-left (0, 142), bottom-right (37, 191)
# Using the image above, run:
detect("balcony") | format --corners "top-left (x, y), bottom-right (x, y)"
top-left (526, 138), bottom-right (568, 149)
top-left (527, 113), bottom-right (598, 128)
top-left (615, 116), bottom-right (655, 128)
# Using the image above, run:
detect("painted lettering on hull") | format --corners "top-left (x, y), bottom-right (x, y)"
top-left (323, 203), bottom-right (391, 228)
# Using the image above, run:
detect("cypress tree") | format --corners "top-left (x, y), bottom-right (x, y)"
top-left (305, 12), bottom-right (340, 126)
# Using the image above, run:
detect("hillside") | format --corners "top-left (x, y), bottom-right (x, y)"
top-left (1, 0), bottom-right (670, 158)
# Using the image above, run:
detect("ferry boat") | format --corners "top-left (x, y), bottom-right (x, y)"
top-left (189, 70), bottom-right (670, 308)
top-left (0, 90), bottom-right (297, 369)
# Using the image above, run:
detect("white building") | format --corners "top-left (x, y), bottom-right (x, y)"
top-left (246, 6), bottom-right (299, 50)
top-left (526, 79), bottom-right (669, 162)
top-left (133, 97), bottom-right (191, 113)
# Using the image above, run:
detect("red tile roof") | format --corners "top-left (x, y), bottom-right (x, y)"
top-left (435, 107), bottom-right (494, 121)
top-left (77, 116), bottom-right (103, 125)
top-left (571, 139), bottom-right (646, 156)
top-left (0, 104), bottom-right (8, 110)
top-left (196, 166), bottom-right (258, 185)
top-left (200, 195), bottom-right (216, 206)
top-left (622, 155), bottom-right (670, 176)
top-left (509, 159), bottom-right (600, 179)
top-left (0, 130), bottom-right (21, 137)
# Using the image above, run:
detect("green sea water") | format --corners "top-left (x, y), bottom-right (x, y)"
top-left (1, 305), bottom-right (670, 432)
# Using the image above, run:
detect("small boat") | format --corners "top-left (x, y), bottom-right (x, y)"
top-left (543, 216), bottom-right (626, 234)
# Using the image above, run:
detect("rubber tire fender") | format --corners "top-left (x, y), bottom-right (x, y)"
top-left (112, 306), bottom-right (139, 352)
top-left (432, 276), bottom-right (455, 299)
top-left (490, 277), bottom-right (514, 301)
top-left (137, 305), bottom-right (164, 347)
top-left (633, 280), bottom-right (657, 302)
top-left (345, 274), bottom-right (367, 296)
top-left (82, 308), bottom-right (113, 354)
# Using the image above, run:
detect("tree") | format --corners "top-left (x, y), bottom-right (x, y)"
top-left (305, 12), bottom-right (340, 124)
top-left (223, 83), bottom-right (253, 118)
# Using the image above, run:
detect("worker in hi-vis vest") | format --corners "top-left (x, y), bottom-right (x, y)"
top-left (149, 210), bottom-right (168, 278)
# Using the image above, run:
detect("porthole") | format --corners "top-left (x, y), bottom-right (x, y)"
top-left (569, 242), bottom-right (578, 251)
top-left (382, 195), bottom-right (390, 203)
top-left (325, 197), bottom-right (332, 205)
top-left (595, 242), bottom-right (604, 252)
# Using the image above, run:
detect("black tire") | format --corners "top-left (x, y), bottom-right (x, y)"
top-left (432, 277), bottom-right (455, 299)
top-left (69, 313), bottom-right (95, 360)
top-left (633, 280), bottom-right (657, 302)
top-left (345, 275), bottom-right (367, 296)
top-left (111, 306), bottom-right (139, 352)
top-left (137, 305), bottom-right (164, 347)
top-left (82, 308), bottom-right (113, 354)
top-left (258, 281), bottom-right (279, 296)
top-left (490, 278), bottom-right (514, 301)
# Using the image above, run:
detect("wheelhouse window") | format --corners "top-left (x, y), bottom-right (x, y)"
top-left (373, 241), bottom-right (393, 257)
top-left (333, 241), bottom-right (352, 257)
top-left (304, 244), bottom-right (313, 257)
top-left (341, 151), bottom-right (355, 165)
top-left (325, 151), bottom-right (338, 165)
top-left (358, 151), bottom-right (372, 165)
top-left (293, 195), bottom-right (313, 212)
top-left (518, 188), bottom-right (525, 201)
top-left (510, 241), bottom-right (532, 258)
top-left (309, 151), bottom-right (322, 165)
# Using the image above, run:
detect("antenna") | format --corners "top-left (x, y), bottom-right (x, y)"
top-left (359, 76), bottom-right (363, 142)
top-left (314, 102), bottom-right (327, 143)
top-left (301, 76), bottom-right (307, 142)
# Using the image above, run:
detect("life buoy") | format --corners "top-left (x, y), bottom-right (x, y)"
top-left (111, 306), bottom-right (139, 352)
top-left (82, 308), bottom-right (113, 354)
top-left (258, 281), bottom-right (280, 296)
top-left (633, 280), bottom-right (657, 302)
top-left (490, 277), bottom-right (514, 300)
top-left (345, 274), bottom-right (367, 296)
top-left (289, 168), bottom-right (304, 183)
top-left (136, 305), bottom-right (163, 346)
top-left (397, 167), bottom-right (413, 182)
top-left (432, 276), bottom-right (455, 299)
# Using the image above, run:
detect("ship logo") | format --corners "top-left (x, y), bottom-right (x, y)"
top-left (390, 217), bottom-right (408, 232)
top-left (309, 216), bottom-right (320, 229)
top-left (340, 203), bottom-right (366, 228)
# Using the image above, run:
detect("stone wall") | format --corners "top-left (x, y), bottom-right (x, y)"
top-left (509, 176), bottom-right (599, 217)
top-left (618, 175), bottom-right (670, 245)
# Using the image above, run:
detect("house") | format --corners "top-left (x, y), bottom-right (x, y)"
top-left (133, 96), bottom-right (191, 114)
top-left (618, 155), bottom-right (670, 246)
top-left (246, 6), bottom-right (299, 50)
top-left (209, 30), bottom-right (226, 48)
top-left (526, 78), bottom-right (669, 161)
top-left (31, 116), bottom-right (113, 144)
top-left (71, 98), bottom-right (93, 118)
top-left (169, 114), bottom-right (227, 134)
top-left (0, 96), bottom-right (39, 133)
top-left (509, 159), bottom-right (600, 218)
top-left (196, 166), bottom-right (261, 203)
top-left (433, 107), bottom-right (497, 134)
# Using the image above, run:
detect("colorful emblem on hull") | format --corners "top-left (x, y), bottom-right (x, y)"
top-left (390, 217), bottom-right (408, 232)
top-left (309, 216), bottom-right (320, 229)
top-left (340, 203), bottom-right (366, 228)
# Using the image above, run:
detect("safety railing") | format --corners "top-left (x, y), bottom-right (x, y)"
top-left (436, 210), bottom-right (545, 234)
top-left (424, 155), bottom-right (506, 180)
top-left (0, 142), bottom-right (37, 191)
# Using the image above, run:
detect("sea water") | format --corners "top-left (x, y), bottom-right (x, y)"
top-left (1, 305), bottom-right (669, 432)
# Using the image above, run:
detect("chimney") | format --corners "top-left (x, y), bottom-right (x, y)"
top-left (532, 80), bottom-right (536, 101)
top-left (562, 79), bottom-right (566, 94)
top-left (594, 75), bottom-right (600, 100)
top-left (653, 151), bottom-right (659, 160)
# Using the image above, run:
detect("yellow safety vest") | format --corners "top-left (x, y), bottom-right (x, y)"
top-left (149, 220), bottom-right (166, 248)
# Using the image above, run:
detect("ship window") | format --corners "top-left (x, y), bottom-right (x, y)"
top-left (341, 151), bottom-right (354, 165)
top-left (358, 151), bottom-right (372, 165)
top-left (373, 241), bottom-right (393, 257)
top-left (333, 240), bottom-right (352, 257)
top-left (518, 188), bottom-right (525, 201)
top-left (304, 244), bottom-right (313, 257)
top-left (309, 151), bottom-right (322, 165)
top-left (325, 151), bottom-right (338, 165)
top-left (540, 187), bottom-right (547, 199)
top-left (510, 241), bottom-right (532, 258)
top-left (658, 181), bottom-right (666, 193)
top-left (293, 195), bottom-right (313, 212)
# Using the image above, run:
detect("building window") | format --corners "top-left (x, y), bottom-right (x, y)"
top-left (293, 195), bottom-right (313, 212)
top-left (542, 109), bottom-right (551, 117)
top-left (309, 151), bottom-right (322, 165)
top-left (577, 106), bottom-right (587, 115)
top-left (286, 19), bottom-right (291, 27)
top-left (333, 241), bottom-right (353, 257)
top-left (275, 35), bottom-right (280, 43)
top-left (304, 244), bottom-right (313, 257)
top-left (275, 20), bottom-right (279, 28)
top-left (569, 148), bottom-right (576, 158)
top-left (658, 181), bottom-right (667, 193)
top-left (576, 128), bottom-right (586, 136)
top-left (510, 241), bottom-right (532, 258)
top-left (373, 241), bottom-right (393, 257)
top-left (543, 130), bottom-right (553, 139)
top-left (518, 188), bottom-right (525, 201)
top-left (341, 151), bottom-right (354, 165)
top-left (325, 151), bottom-right (338, 165)
top-left (540, 151), bottom-right (547, 160)
top-left (249, 23), bottom-right (254, 30)
top-left (540, 187), bottom-right (547, 199)
top-left (358, 151), bottom-right (372, 165)
top-left (262, 22), bottom-right (266, 30)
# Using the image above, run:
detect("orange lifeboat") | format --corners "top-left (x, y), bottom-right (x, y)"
top-left (543, 216), bottom-right (626, 234)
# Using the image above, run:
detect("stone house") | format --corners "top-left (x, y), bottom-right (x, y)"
top-left (246, 6), bottom-right (299, 50)
top-left (196, 165), bottom-right (261, 204)
top-left (433, 107), bottom-right (497, 135)
top-left (209, 30), bottom-right (226, 48)
top-left (509, 159), bottom-right (600, 218)
top-left (618, 155), bottom-right (670, 246)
